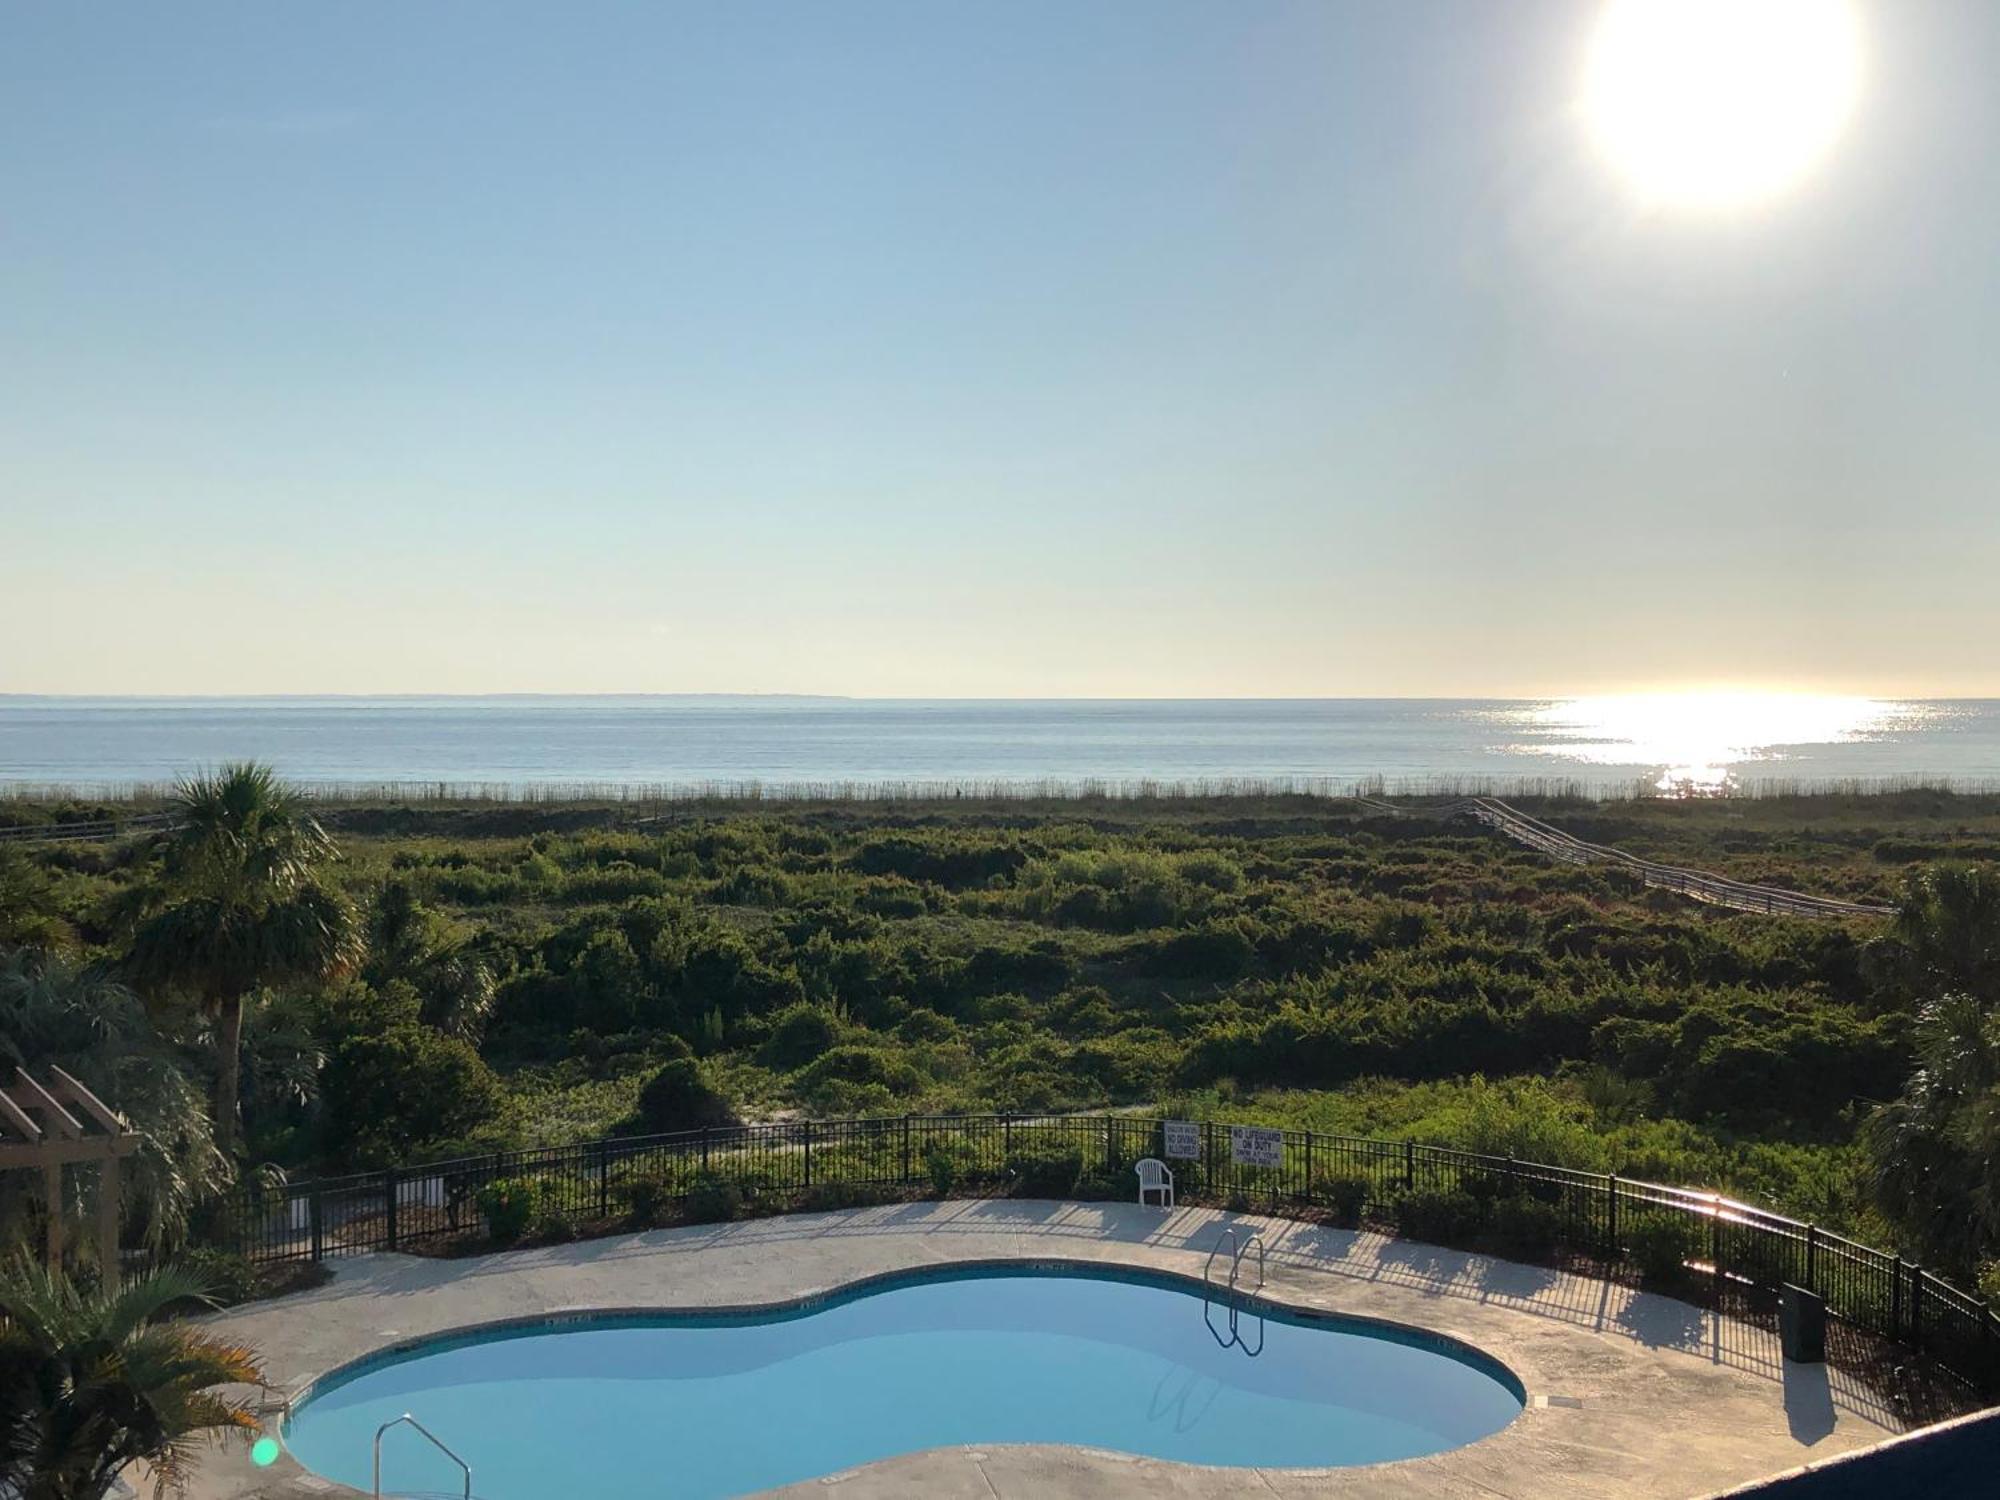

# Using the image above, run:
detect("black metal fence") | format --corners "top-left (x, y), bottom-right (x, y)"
top-left (206, 1114), bottom-right (2000, 1397)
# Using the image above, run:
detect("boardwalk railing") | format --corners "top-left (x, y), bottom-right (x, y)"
top-left (207, 1114), bottom-right (1998, 1397)
top-left (1356, 796), bottom-right (1896, 919)
top-left (0, 812), bottom-right (175, 846)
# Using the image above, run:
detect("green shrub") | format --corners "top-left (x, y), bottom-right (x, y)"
top-left (923, 1140), bottom-right (962, 1196)
top-left (1321, 1175), bottom-right (1371, 1228)
top-left (1720, 1223), bottom-right (1794, 1288)
top-left (319, 1023), bottom-right (504, 1164)
top-left (1627, 1216), bottom-right (1700, 1284)
top-left (533, 1200), bottom-right (580, 1242)
top-left (685, 1172), bottom-right (743, 1224)
top-left (1391, 1188), bottom-right (1483, 1247)
top-left (1008, 1144), bottom-right (1084, 1198)
top-left (1072, 1168), bottom-right (1127, 1201)
top-left (1489, 1193), bottom-right (1565, 1258)
top-left (632, 1058), bottom-right (739, 1134)
top-left (760, 1003), bottom-right (843, 1070)
top-left (799, 1181), bottom-right (896, 1213)
top-left (476, 1177), bottom-right (541, 1244)
top-left (791, 1044), bottom-right (923, 1113)
top-left (169, 1248), bottom-right (261, 1308)
top-left (622, 1171), bottom-right (674, 1226)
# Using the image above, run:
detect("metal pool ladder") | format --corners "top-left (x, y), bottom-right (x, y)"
top-left (1202, 1226), bottom-right (1267, 1354)
top-left (374, 1412), bottom-right (472, 1500)
top-left (1203, 1225), bottom-right (1265, 1297)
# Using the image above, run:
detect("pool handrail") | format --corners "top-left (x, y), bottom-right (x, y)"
top-left (373, 1411), bottom-right (472, 1500)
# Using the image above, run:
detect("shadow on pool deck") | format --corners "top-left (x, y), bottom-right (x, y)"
top-left (272, 1198), bottom-right (1898, 1430)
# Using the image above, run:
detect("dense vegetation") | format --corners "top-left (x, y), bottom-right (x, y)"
top-left (4, 775), bottom-right (1999, 1285)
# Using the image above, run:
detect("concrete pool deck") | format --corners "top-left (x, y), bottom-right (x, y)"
top-left (177, 1199), bottom-right (1902, 1500)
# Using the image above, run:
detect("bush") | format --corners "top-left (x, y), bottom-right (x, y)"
top-left (924, 1140), bottom-right (962, 1197)
top-left (1321, 1175), bottom-right (1371, 1228)
top-left (319, 1024), bottom-right (504, 1163)
top-left (798, 1181), bottom-right (896, 1213)
top-left (1391, 1188), bottom-right (1482, 1247)
top-left (533, 1200), bottom-right (580, 1242)
top-left (1627, 1216), bottom-right (1700, 1284)
top-left (632, 1058), bottom-right (739, 1134)
top-left (476, 1178), bottom-right (541, 1244)
top-left (1008, 1144), bottom-right (1084, 1198)
top-left (169, 1248), bottom-right (262, 1308)
top-left (685, 1172), bottom-right (743, 1224)
top-left (790, 1044), bottom-right (923, 1113)
top-left (1072, 1168), bottom-right (1127, 1202)
top-left (760, 1003), bottom-right (843, 1070)
top-left (622, 1171), bottom-right (675, 1227)
top-left (1489, 1193), bottom-right (1565, 1258)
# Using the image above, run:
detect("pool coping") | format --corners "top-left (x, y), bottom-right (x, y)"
top-left (172, 1198), bottom-right (1905, 1499)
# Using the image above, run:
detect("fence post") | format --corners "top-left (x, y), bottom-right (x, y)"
top-left (384, 1167), bottom-right (399, 1252)
top-left (309, 1187), bottom-right (324, 1264)
top-left (1806, 1225), bottom-right (1818, 1294)
top-left (700, 1124), bottom-right (711, 1175)
top-left (902, 1114), bottom-right (912, 1183)
top-left (1911, 1263), bottom-right (1923, 1352)
top-left (1606, 1173), bottom-right (1619, 1258)
top-left (1891, 1255), bottom-right (1903, 1339)
top-left (598, 1141), bottom-right (610, 1219)
top-left (1403, 1139), bottom-right (1415, 1190)
top-left (1205, 1120), bottom-right (1217, 1194)
top-left (1711, 1204), bottom-right (1723, 1290)
top-left (804, 1120), bottom-right (814, 1189)
top-left (1304, 1132), bottom-right (1313, 1204)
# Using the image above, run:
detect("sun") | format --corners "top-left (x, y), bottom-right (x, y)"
top-left (1583, 0), bottom-right (1863, 209)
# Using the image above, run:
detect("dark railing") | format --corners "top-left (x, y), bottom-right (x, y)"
top-left (207, 1114), bottom-right (2000, 1397)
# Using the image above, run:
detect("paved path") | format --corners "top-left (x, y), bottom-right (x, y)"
top-left (176, 1200), bottom-right (1900, 1500)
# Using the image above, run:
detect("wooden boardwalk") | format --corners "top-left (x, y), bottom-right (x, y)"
top-left (1358, 796), bottom-right (1895, 919)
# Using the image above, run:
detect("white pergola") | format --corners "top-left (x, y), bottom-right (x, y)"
top-left (0, 1067), bottom-right (142, 1287)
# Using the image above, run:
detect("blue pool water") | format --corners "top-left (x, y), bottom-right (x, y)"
top-left (281, 1266), bottom-right (1524, 1499)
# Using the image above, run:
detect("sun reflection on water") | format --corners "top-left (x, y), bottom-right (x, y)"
top-left (1491, 694), bottom-right (1933, 793)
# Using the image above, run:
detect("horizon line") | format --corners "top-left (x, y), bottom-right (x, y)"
top-left (2, 690), bottom-right (1990, 704)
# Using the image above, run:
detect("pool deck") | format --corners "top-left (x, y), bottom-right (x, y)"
top-left (174, 1199), bottom-right (1903, 1500)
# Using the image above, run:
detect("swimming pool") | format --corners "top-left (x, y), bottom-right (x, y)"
top-left (282, 1263), bottom-right (1524, 1498)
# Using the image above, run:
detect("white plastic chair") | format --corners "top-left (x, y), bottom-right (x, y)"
top-left (1134, 1157), bottom-right (1175, 1209)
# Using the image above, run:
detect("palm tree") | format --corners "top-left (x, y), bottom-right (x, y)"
top-left (1863, 992), bottom-right (2000, 1272)
top-left (125, 765), bottom-right (358, 1158)
top-left (363, 881), bottom-right (495, 1044)
top-left (1867, 862), bottom-right (2000, 1009)
top-left (0, 952), bottom-right (229, 1263)
top-left (0, 1258), bottom-right (263, 1500)
top-left (1863, 864), bottom-right (2000, 1273)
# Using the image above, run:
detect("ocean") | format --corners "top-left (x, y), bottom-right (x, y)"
top-left (3, 696), bottom-right (1998, 798)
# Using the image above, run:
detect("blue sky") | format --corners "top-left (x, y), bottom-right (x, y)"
top-left (4, 1), bottom-right (1997, 696)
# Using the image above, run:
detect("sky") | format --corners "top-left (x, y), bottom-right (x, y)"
top-left (3, 1), bottom-right (1997, 698)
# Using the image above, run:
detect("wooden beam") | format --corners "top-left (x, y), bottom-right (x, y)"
top-left (9, 1071), bottom-right (83, 1139)
top-left (0, 1136), bottom-right (140, 1169)
top-left (98, 1158), bottom-right (122, 1291)
top-left (47, 1067), bottom-right (128, 1134)
top-left (0, 1087), bottom-right (41, 1144)
top-left (44, 1160), bottom-right (63, 1269)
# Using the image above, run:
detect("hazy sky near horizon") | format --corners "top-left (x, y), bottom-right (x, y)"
top-left (4, 1), bottom-right (1997, 698)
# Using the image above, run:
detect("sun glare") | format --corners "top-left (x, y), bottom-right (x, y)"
top-left (1505, 692), bottom-right (1921, 792)
top-left (1583, 0), bottom-right (1863, 209)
